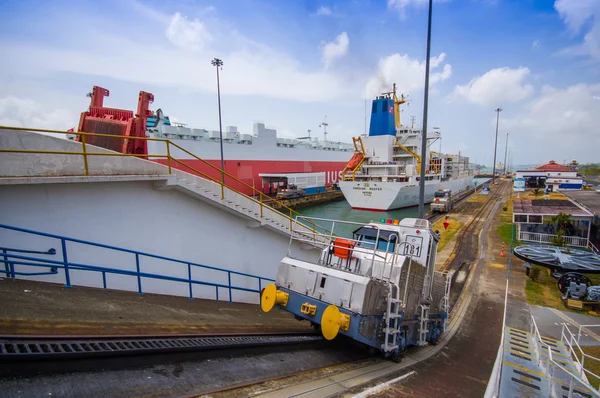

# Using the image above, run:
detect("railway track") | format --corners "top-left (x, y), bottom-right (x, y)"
top-left (443, 180), bottom-right (508, 272)
top-left (425, 181), bottom-right (489, 225)
top-left (0, 333), bottom-right (322, 362)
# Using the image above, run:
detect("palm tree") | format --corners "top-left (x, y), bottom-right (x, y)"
top-left (532, 188), bottom-right (542, 199)
top-left (550, 212), bottom-right (572, 247)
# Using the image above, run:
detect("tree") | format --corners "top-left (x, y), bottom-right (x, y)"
top-left (550, 212), bottom-right (572, 247)
top-left (532, 188), bottom-right (542, 199)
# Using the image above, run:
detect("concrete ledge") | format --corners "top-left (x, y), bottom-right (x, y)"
top-left (0, 174), bottom-right (175, 186)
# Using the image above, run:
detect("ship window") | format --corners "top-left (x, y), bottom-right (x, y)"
top-left (372, 102), bottom-right (377, 114)
top-left (320, 277), bottom-right (327, 288)
top-left (381, 100), bottom-right (387, 113)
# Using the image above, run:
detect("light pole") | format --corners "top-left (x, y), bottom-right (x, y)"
top-left (418, 0), bottom-right (433, 219)
top-left (503, 131), bottom-right (509, 176)
top-left (212, 57), bottom-right (225, 184)
top-left (492, 107), bottom-right (502, 184)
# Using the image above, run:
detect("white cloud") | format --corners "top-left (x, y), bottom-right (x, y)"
top-left (316, 6), bottom-right (333, 16)
top-left (0, 96), bottom-right (76, 130)
top-left (388, 0), bottom-right (449, 18)
top-left (320, 32), bottom-right (349, 69)
top-left (365, 52), bottom-right (452, 98)
top-left (503, 83), bottom-right (600, 158)
top-left (166, 12), bottom-right (212, 51)
top-left (451, 67), bottom-right (534, 107)
top-left (1, 10), bottom-right (351, 103)
top-left (532, 40), bottom-right (540, 50)
top-left (554, 0), bottom-right (600, 60)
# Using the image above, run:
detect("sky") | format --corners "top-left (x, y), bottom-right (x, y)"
top-left (1, 0), bottom-right (599, 167)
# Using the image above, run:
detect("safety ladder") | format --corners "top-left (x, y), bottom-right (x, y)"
top-left (417, 303), bottom-right (430, 346)
top-left (382, 288), bottom-right (402, 352)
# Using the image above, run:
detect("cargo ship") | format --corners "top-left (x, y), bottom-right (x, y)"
top-left (338, 85), bottom-right (474, 211)
top-left (72, 86), bottom-right (353, 196)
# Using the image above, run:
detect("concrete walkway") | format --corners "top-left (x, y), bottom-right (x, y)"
top-left (0, 278), bottom-right (311, 336)
top-left (530, 304), bottom-right (600, 346)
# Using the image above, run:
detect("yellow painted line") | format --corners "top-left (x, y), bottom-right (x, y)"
top-left (508, 349), bottom-right (533, 359)
top-left (506, 326), bottom-right (531, 335)
top-left (539, 350), bottom-right (571, 360)
top-left (548, 308), bottom-right (600, 342)
top-left (504, 360), bottom-right (593, 392)
top-left (491, 263), bottom-right (505, 269)
top-left (505, 345), bottom-right (534, 355)
top-left (502, 361), bottom-right (546, 378)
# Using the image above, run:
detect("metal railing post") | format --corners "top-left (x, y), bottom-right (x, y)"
top-left (135, 253), bottom-right (143, 295)
top-left (228, 271), bottom-right (232, 303)
top-left (215, 286), bottom-right (219, 301)
top-left (166, 141), bottom-right (172, 174)
top-left (2, 249), bottom-right (11, 278)
top-left (221, 183), bottom-right (225, 200)
top-left (187, 263), bottom-right (193, 300)
top-left (290, 209), bottom-right (293, 230)
top-left (81, 133), bottom-right (90, 176)
top-left (61, 239), bottom-right (72, 288)
top-left (102, 272), bottom-right (107, 289)
top-left (260, 194), bottom-right (263, 218)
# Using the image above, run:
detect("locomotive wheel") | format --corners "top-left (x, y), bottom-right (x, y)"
top-left (429, 328), bottom-right (440, 346)
top-left (391, 351), bottom-right (404, 363)
top-left (557, 272), bottom-right (592, 294)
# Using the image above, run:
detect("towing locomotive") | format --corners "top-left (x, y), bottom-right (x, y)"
top-left (260, 216), bottom-right (453, 362)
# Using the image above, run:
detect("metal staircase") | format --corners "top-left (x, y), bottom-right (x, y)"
top-left (491, 318), bottom-right (600, 398)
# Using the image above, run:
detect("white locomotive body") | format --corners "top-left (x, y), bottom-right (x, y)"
top-left (261, 216), bottom-right (453, 362)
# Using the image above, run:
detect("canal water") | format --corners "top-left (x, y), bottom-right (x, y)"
top-left (296, 178), bottom-right (491, 237)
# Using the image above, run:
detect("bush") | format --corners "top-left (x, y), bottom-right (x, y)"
top-left (503, 206), bottom-right (508, 211)
top-left (529, 266), bottom-right (541, 282)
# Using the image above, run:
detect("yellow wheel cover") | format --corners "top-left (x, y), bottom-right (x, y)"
top-left (321, 305), bottom-right (341, 340)
top-left (261, 284), bottom-right (277, 312)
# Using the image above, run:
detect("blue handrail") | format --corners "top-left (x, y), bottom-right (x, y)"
top-left (0, 224), bottom-right (274, 302)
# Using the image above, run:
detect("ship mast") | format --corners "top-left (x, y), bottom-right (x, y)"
top-left (319, 115), bottom-right (328, 142)
top-left (392, 83), bottom-right (407, 130)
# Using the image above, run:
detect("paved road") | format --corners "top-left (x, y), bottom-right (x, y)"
top-left (530, 305), bottom-right (600, 346)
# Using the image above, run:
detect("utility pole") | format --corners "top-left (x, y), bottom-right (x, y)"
top-left (492, 107), bottom-right (502, 184)
top-left (211, 57), bottom-right (225, 184)
top-left (503, 132), bottom-right (509, 176)
top-left (418, 0), bottom-right (433, 219)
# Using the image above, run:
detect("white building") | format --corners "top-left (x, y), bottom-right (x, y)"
top-left (514, 160), bottom-right (583, 192)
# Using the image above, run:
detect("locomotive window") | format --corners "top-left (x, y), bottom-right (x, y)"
top-left (357, 235), bottom-right (396, 252)
top-left (320, 277), bottom-right (326, 288)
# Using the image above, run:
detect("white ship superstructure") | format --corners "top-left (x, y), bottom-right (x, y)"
top-left (338, 85), bottom-right (474, 211)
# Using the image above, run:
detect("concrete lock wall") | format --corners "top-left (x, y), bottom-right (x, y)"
top-left (0, 180), bottom-right (319, 304)
top-left (0, 129), bottom-right (170, 177)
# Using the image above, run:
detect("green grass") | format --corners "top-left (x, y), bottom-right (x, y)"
top-left (496, 224), bottom-right (514, 247)
top-left (432, 218), bottom-right (464, 252)
top-left (524, 265), bottom-right (600, 317)
top-left (580, 346), bottom-right (600, 389)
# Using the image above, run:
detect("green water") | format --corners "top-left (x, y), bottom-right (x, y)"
top-left (295, 177), bottom-right (490, 238)
top-left (296, 200), bottom-right (426, 238)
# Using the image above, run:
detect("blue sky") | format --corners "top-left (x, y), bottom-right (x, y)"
top-left (1, 0), bottom-right (599, 166)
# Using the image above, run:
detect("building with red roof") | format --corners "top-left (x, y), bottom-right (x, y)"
top-left (515, 160), bottom-right (583, 192)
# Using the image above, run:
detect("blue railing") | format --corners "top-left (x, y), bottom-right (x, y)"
top-left (0, 224), bottom-right (274, 302)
